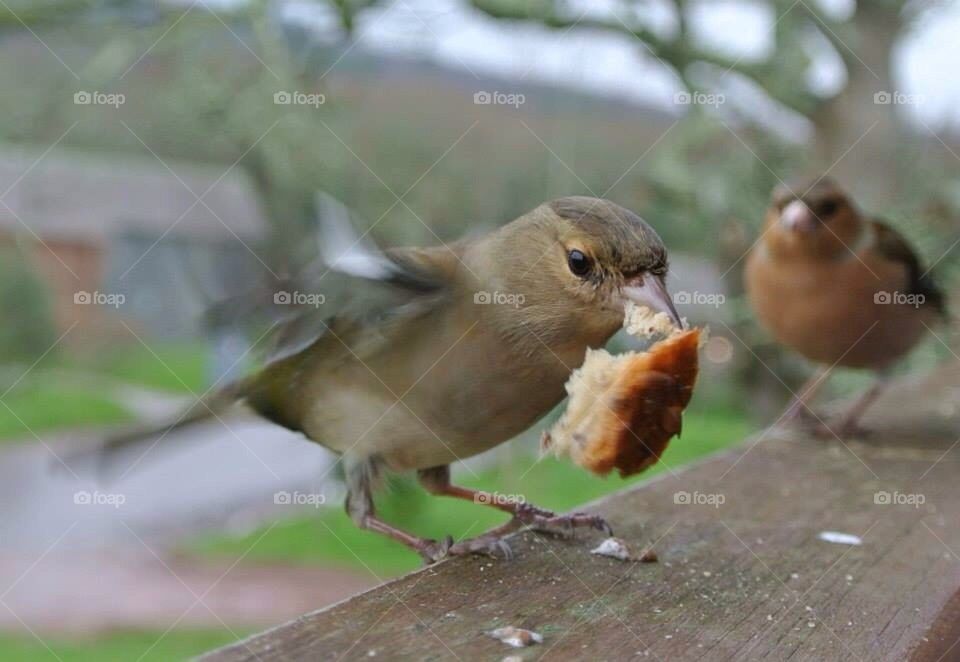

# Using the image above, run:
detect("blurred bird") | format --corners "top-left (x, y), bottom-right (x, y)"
top-left (79, 195), bottom-right (681, 562)
top-left (745, 178), bottom-right (948, 438)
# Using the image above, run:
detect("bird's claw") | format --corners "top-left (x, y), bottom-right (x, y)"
top-left (450, 535), bottom-right (514, 560)
top-left (514, 508), bottom-right (613, 538)
top-left (779, 407), bottom-right (871, 440)
top-left (415, 504), bottom-right (611, 565)
top-left (417, 535), bottom-right (454, 564)
top-left (417, 533), bottom-right (513, 564)
top-left (514, 502), bottom-right (557, 520)
top-left (778, 405), bottom-right (821, 430)
top-left (824, 420), bottom-right (872, 440)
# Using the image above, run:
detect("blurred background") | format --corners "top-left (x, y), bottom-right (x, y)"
top-left (0, 0), bottom-right (959, 658)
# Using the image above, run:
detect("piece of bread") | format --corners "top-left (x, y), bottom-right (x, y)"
top-left (542, 310), bottom-right (701, 477)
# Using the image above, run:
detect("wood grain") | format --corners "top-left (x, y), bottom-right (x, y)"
top-left (203, 364), bottom-right (960, 661)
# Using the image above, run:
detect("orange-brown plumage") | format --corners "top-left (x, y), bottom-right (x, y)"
top-left (744, 178), bottom-right (946, 434)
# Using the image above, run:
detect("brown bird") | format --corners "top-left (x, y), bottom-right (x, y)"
top-left (745, 178), bottom-right (947, 437)
top-left (83, 195), bottom-right (682, 562)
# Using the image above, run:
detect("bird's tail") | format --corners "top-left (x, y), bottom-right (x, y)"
top-left (64, 378), bottom-right (252, 480)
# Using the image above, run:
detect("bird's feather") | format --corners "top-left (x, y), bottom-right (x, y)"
top-left (206, 194), bottom-right (456, 367)
top-left (871, 219), bottom-right (947, 316)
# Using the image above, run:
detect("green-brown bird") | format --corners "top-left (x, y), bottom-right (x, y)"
top-left (82, 196), bottom-right (681, 561)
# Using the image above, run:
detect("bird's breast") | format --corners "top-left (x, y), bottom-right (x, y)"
top-left (296, 317), bottom-right (581, 472)
top-left (745, 248), bottom-right (928, 368)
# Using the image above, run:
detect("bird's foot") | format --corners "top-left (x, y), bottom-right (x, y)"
top-left (827, 419), bottom-right (872, 440)
top-left (512, 503), bottom-right (613, 538)
top-left (778, 405), bottom-right (822, 430)
top-left (777, 407), bottom-right (846, 439)
top-left (416, 533), bottom-right (514, 564)
top-left (416, 535), bottom-right (454, 564)
top-left (449, 534), bottom-right (514, 561)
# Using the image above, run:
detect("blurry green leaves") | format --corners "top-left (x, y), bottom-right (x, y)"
top-left (0, 246), bottom-right (57, 363)
top-left (0, 0), bottom-right (99, 27)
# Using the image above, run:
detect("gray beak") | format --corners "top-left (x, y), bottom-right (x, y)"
top-left (623, 275), bottom-right (683, 328)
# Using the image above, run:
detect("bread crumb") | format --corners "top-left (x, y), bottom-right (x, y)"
top-left (624, 301), bottom-right (683, 338)
top-left (590, 537), bottom-right (633, 561)
top-left (486, 627), bottom-right (543, 648)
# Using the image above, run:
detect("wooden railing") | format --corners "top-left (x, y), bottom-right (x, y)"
top-left (202, 363), bottom-right (960, 661)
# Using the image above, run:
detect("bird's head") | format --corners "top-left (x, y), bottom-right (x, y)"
top-left (482, 196), bottom-right (680, 347)
top-left (763, 178), bottom-right (864, 259)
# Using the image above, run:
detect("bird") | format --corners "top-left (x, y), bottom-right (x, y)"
top-left (744, 177), bottom-right (948, 438)
top-left (78, 195), bottom-right (682, 562)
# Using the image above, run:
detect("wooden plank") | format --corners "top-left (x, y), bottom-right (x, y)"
top-left (203, 364), bottom-right (960, 661)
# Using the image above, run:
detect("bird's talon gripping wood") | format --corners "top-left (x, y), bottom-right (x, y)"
top-left (513, 509), bottom-right (613, 539)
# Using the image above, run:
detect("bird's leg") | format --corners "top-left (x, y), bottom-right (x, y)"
top-left (418, 466), bottom-right (613, 541)
top-left (824, 376), bottom-right (888, 439)
top-left (343, 457), bottom-right (461, 563)
top-left (343, 459), bottom-right (518, 563)
top-left (345, 476), bottom-right (454, 563)
top-left (778, 366), bottom-right (830, 428)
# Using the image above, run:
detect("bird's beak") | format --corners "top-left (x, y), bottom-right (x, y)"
top-left (780, 199), bottom-right (817, 233)
top-left (622, 275), bottom-right (683, 328)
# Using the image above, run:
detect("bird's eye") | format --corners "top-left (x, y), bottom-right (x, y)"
top-left (817, 199), bottom-right (839, 217)
top-left (567, 249), bottom-right (591, 277)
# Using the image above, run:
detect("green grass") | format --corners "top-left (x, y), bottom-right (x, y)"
top-left (0, 629), bottom-right (245, 662)
top-left (191, 408), bottom-right (749, 577)
top-left (0, 341), bottom-right (212, 441)
top-left (0, 382), bottom-right (133, 441)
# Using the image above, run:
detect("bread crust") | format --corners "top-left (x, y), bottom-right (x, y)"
top-left (542, 328), bottom-right (700, 476)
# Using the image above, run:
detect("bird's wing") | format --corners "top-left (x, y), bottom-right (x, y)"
top-left (871, 218), bottom-right (946, 316)
top-left (66, 196), bottom-right (462, 475)
top-left (259, 243), bottom-right (459, 366)
top-left (210, 193), bottom-right (461, 367)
